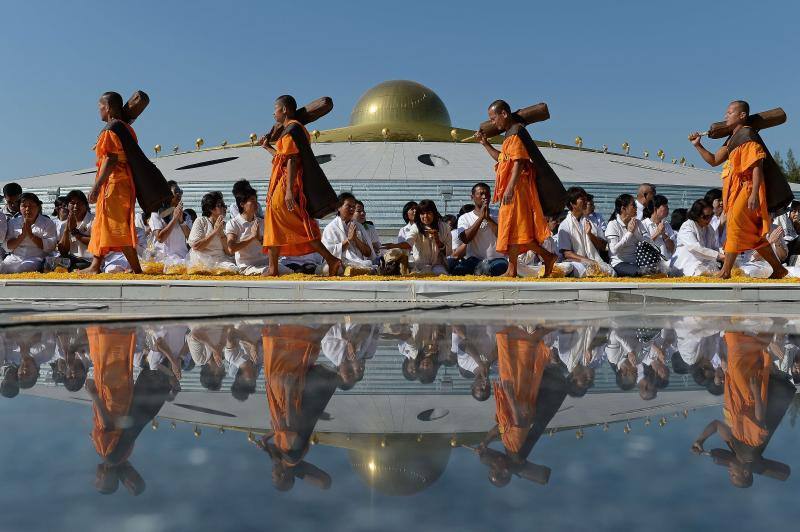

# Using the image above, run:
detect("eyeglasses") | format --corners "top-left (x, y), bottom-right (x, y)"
top-left (700, 213), bottom-right (713, 220)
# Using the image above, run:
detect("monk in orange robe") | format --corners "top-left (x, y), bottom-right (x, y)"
top-left (690, 100), bottom-right (787, 279)
top-left (476, 100), bottom-right (555, 277)
top-left (257, 324), bottom-right (334, 491)
top-left (260, 95), bottom-right (342, 276)
top-left (82, 92), bottom-right (141, 274)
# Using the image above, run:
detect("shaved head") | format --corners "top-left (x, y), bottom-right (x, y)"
top-left (488, 99), bottom-right (511, 114)
top-left (730, 100), bottom-right (750, 117)
top-left (275, 94), bottom-right (297, 114)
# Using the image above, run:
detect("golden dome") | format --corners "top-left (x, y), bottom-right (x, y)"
top-left (349, 80), bottom-right (451, 127)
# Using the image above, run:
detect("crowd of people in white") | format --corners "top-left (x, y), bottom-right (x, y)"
top-left (3, 179), bottom-right (800, 278)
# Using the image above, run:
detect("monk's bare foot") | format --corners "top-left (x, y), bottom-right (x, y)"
top-left (500, 267), bottom-right (519, 278)
top-left (541, 253), bottom-right (557, 278)
top-left (263, 267), bottom-right (280, 277)
top-left (714, 270), bottom-right (732, 280)
top-left (78, 266), bottom-right (102, 275)
top-left (325, 258), bottom-right (343, 277)
top-left (770, 266), bottom-right (789, 279)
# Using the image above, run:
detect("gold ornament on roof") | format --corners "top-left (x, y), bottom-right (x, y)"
top-left (574, 136), bottom-right (583, 148)
top-left (249, 133), bottom-right (257, 145)
top-left (195, 138), bottom-right (204, 150)
top-left (622, 142), bottom-right (630, 155)
top-left (154, 144), bottom-right (161, 157)
top-left (221, 140), bottom-right (228, 147)
top-left (173, 146), bottom-right (179, 154)
top-left (311, 129), bottom-right (320, 142)
top-left (450, 129), bottom-right (458, 142)
top-left (643, 150), bottom-right (649, 158)
top-left (417, 134), bottom-right (424, 142)
top-left (657, 149), bottom-right (665, 161)
top-left (602, 144), bottom-right (608, 153)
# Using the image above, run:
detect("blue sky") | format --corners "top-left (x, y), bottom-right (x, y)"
top-left (0, 0), bottom-right (797, 181)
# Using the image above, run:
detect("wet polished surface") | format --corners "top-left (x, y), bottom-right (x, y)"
top-left (2, 307), bottom-right (800, 531)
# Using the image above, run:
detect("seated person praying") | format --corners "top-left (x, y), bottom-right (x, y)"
top-left (384, 199), bottom-right (452, 275)
top-left (56, 190), bottom-right (94, 271)
top-left (321, 193), bottom-right (376, 273)
top-left (1, 193), bottom-right (57, 273)
top-left (187, 191), bottom-right (237, 273)
top-left (226, 179), bottom-right (288, 275)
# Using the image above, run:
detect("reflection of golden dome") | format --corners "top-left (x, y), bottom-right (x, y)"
top-left (350, 80), bottom-right (451, 127)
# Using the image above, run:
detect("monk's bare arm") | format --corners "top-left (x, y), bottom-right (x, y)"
top-left (749, 162), bottom-right (764, 210)
top-left (476, 131), bottom-right (500, 161)
top-left (690, 135), bottom-right (728, 167)
top-left (89, 154), bottom-right (118, 202)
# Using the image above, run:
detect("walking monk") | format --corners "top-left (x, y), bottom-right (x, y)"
top-left (260, 95), bottom-right (342, 276)
top-left (689, 101), bottom-right (787, 279)
top-left (82, 92), bottom-right (142, 274)
top-left (476, 101), bottom-right (556, 277)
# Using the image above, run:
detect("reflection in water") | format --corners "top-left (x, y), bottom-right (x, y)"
top-left (1, 312), bottom-right (799, 497)
top-left (691, 331), bottom-right (795, 487)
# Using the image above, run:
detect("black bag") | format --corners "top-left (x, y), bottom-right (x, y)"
top-left (635, 240), bottom-right (665, 274)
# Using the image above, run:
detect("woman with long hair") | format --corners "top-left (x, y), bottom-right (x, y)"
top-left (604, 193), bottom-right (654, 276)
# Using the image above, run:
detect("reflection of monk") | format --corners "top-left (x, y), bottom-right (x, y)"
top-left (257, 324), bottom-right (337, 491)
top-left (86, 325), bottom-right (173, 495)
top-left (691, 331), bottom-right (795, 487)
top-left (478, 326), bottom-right (565, 487)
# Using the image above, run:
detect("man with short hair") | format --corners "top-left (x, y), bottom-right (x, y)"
top-left (635, 183), bottom-right (656, 220)
top-left (451, 182), bottom-right (506, 276)
top-left (2, 182), bottom-right (22, 219)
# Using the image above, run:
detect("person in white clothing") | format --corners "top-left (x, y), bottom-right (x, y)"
top-left (355, 200), bottom-right (381, 260)
top-left (672, 199), bottom-right (723, 277)
top-left (56, 190), bottom-right (95, 270)
top-left (226, 180), bottom-right (287, 275)
top-left (635, 183), bottom-right (656, 220)
top-left (150, 183), bottom-right (191, 261)
top-left (735, 224), bottom-right (798, 278)
top-left (452, 183), bottom-right (507, 276)
top-left (583, 194), bottom-right (608, 247)
top-left (518, 213), bottom-right (573, 277)
top-left (1, 193), bottom-right (57, 273)
top-left (187, 191), bottom-right (237, 273)
top-left (397, 201), bottom-right (418, 244)
top-left (557, 186), bottom-right (614, 277)
top-left (705, 188), bottom-right (726, 246)
top-left (321, 192), bottom-right (375, 273)
top-left (383, 199), bottom-right (452, 274)
top-left (604, 193), bottom-right (654, 276)
top-left (642, 194), bottom-right (676, 271)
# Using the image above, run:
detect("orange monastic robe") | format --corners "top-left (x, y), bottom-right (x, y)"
top-left (723, 332), bottom-right (770, 448)
top-left (87, 326), bottom-right (136, 459)
top-left (262, 325), bottom-right (322, 460)
top-left (87, 125), bottom-right (138, 256)
top-left (722, 141), bottom-right (770, 253)
top-left (493, 135), bottom-right (550, 255)
top-left (493, 327), bottom-right (550, 454)
top-left (263, 121), bottom-right (321, 256)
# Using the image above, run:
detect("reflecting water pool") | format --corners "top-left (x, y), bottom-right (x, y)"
top-left (2, 307), bottom-right (800, 531)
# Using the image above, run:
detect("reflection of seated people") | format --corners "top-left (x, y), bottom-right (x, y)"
top-left (86, 325), bottom-right (175, 495)
top-left (321, 321), bottom-right (379, 390)
top-left (187, 325), bottom-right (229, 391)
top-left (554, 326), bottom-right (607, 397)
top-left (605, 328), bottom-right (641, 391)
top-left (768, 333), bottom-right (800, 384)
top-left (225, 324), bottom-right (262, 401)
top-left (452, 324), bottom-right (499, 401)
top-left (691, 331), bottom-right (795, 488)
top-left (477, 326), bottom-right (565, 487)
top-left (395, 323), bottom-right (450, 385)
top-left (52, 327), bottom-right (90, 392)
top-left (257, 324), bottom-right (336, 491)
top-left (1, 330), bottom-right (54, 396)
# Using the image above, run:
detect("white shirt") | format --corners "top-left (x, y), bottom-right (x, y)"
top-left (321, 216), bottom-right (374, 267)
top-left (57, 211), bottom-right (94, 259)
top-left (0, 213), bottom-right (7, 246)
top-left (187, 216), bottom-right (231, 263)
top-left (585, 212), bottom-right (607, 241)
top-left (642, 217), bottom-right (676, 259)
top-left (636, 200), bottom-right (646, 220)
top-left (398, 222), bottom-right (415, 244)
top-left (362, 223), bottom-right (381, 259)
top-left (225, 214), bottom-right (265, 268)
top-left (4, 214), bottom-right (57, 258)
top-left (604, 215), bottom-right (650, 266)
top-left (672, 220), bottom-right (720, 275)
top-left (457, 207), bottom-right (502, 260)
top-left (403, 220), bottom-right (452, 268)
top-left (775, 212), bottom-right (798, 242)
top-left (150, 212), bottom-right (189, 259)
